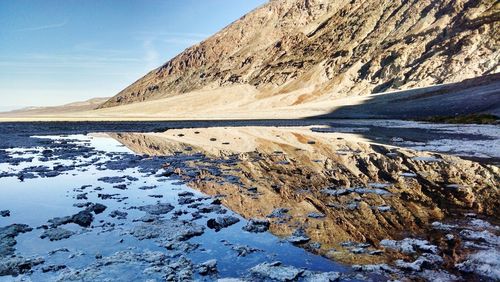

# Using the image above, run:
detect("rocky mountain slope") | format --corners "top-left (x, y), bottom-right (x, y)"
top-left (100, 0), bottom-right (499, 109)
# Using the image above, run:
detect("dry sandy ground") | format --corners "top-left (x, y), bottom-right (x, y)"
top-left (0, 74), bottom-right (498, 121)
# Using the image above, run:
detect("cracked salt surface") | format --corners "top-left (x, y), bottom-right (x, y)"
top-left (316, 119), bottom-right (500, 161)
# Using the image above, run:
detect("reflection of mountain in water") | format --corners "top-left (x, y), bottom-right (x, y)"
top-left (109, 127), bottom-right (499, 265)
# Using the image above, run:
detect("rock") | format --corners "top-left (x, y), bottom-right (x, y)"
top-left (48, 209), bottom-right (98, 228)
top-left (352, 264), bottom-right (393, 273)
top-left (351, 248), bottom-right (366, 254)
top-left (287, 229), bottom-right (310, 245)
top-left (0, 256), bottom-right (44, 276)
top-left (380, 238), bottom-right (438, 254)
top-left (113, 184), bottom-right (127, 190)
top-left (303, 271), bottom-right (341, 281)
top-left (134, 214), bottom-right (158, 223)
top-left (40, 227), bottom-right (75, 241)
top-left (76, 193), bottom-right (88, 200)
top-left (41, 264), bottom-right (67, 273)
top-left (309, 242), bottom-right (321, 249)
top-left (456, 249), bottom-right (500, 280)
top-left (391, 137), bottom-right (404, 142)
top-left (377, 205), bottom-right (391, 212)
top-left (459, 230), bottom-right (499, 246)
top-left (231, 244), bottom-right (262, 257)
top-left (307, 212), bottom-right (325, 219)
top-left (131, 219), bottom-right (204, 242)
top-left (197, 259), bottom-right (217, 276)
top-left (267, 208), bottom-right (289, 218)
top-left (0, 224), bottom-right (33, 257)
top-left (178, 196), bottom-right (195, 205)
top-left (71, 210), bottom-right (94, 228)
top-left (48, 248), bottom-right (70, 255)
top-left (97, 176), bottom-right (125, 184)
top-left (165, 241), bottom-right (199, 252)
top-left (0, 210), bottom-right (10, 217)
top-left (178, 191), bottom-right (194, 197)
top-left (73, 202), bottom-right (92, 208)
top-left (57, 250), bottom-right (192, 281)
top-left (242, 219), bottom-right (270, 233)
top-left (250, 261), bottom-right (303, 281)
top-left (87, 203), bottom-right (107, 214)
top-left (197, 204), bottom-right (222, 214)
top-left (207, 216), bottom-right (240, 231)
top-left (109, 210), bottom-right (128, 220)
top-left (138, 185), bottom-right (157, 190)
top-left (138, 203), bottom-right (174, 215)
top-left (395, 253), bottom-right (443, 272)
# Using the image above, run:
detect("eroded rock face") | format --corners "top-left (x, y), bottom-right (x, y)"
top-left (101, 0), bottom-right (499, 108)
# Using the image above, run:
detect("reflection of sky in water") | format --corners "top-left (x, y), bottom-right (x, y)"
top-left (0, 134), bottom-right (350, 281)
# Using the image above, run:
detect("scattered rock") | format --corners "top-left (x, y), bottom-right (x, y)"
top-left (231, 244), bottom-right (262, 257)
top-left (380, 238), bottom-right (438, 254)
top-left (109, 210), bottom-right (128, 220)
top-left (138, 203), bottom-right (174, 215)
top-left (131, 219), bottom-right (204, 242)
top-left (207, 216), bottom-right (240, 231)
top-left (250, 261), bottom-right (303, 281)
top-left (0, 256), bottom-right (44, 276)
top-left (71, 210), bottom-right (94, 228)
top-left (307, 212), bottom-right (325, 219)
top-left (42, 264), bottom-right (67, 273)
top-left (456, 249), bottom-right (500, 280)
top-left (242, 219), bottom-right (270, 233)
top-left (87, 203), bottom-right (107, 214)
top-left (40, 227), bottom-right (75, 241)
top-left (267, 208), bottom-right (290, 218)
top-left (395, 253), bottom-right (443, 272)
top-left (197, 259), bottom-right (217, 276)
top-left (0, 224), bottom-right (33, 257)
top-left (287, 229), bottom-right (311, 245)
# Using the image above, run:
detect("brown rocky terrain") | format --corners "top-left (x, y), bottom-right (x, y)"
top-left (109, 127), bottom-right (500, 273)
top-left (101, 0), bottom-right (499, 109)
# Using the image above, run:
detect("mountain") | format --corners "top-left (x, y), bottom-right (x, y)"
top-left (0, 98), bottom-right (109, 117)
top-left (100, 0), bottom-right (499, 110)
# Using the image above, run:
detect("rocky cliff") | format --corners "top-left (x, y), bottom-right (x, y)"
top-left (100, 0), bottom-right (499, 108)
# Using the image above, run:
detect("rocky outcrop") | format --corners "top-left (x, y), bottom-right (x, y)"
top-left (101, 0), bottom-right (499, 108)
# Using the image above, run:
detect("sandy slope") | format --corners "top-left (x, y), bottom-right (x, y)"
top-left (0, 74), bottom-right (497, 121)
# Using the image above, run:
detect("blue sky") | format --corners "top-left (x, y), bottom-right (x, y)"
top-left (0, 0), bottom-right (267, 111)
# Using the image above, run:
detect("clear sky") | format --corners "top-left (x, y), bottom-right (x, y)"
top-left (0, 0), bottom-right (267, 111)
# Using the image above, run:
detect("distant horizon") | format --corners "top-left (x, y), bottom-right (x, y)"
top-left (0, 0), bottom-right (267, 111)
